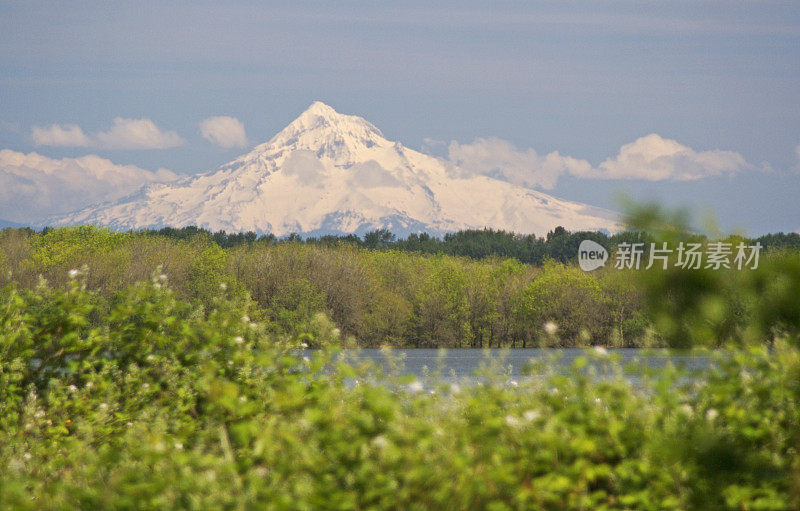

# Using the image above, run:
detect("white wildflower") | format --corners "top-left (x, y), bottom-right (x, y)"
top-left (679, 404), bottom-right (693, 416)
top-left (34, 410), bottom-right (45, 419)
top-left (302, 356), bottom-right (310, 364)
top-left (371, 435), bottom-right (389, 449)
top-left (219, 282), bottom-right (227, 291)
top-left (449, 383), bottom-right (461, 394)
top-left (23, 453), bottom-right (32, 460)
top-left (408, 380), bottom-right (424, 393)
top-left (523, 410), bottom-right (540, 422)
top-left (174, 442), bottom-right (183, 450)
top-left (234, 336), bottom-right (244, 345)
top-left (68, 269), bottom-right (80, 279)
top-left (593, 346), bottom-right (609, 356)
top-left (505, 415), bottom-right (521, 428)
top-left (241, 315), bottom-right (250, 323)
top-left (146, 354), bottom-right (156, 362)
top-left (99, 402), bottom-right (108, 411)
top-left (543, 321), bottom-right (558, 335)
top-left (705, 408), bottom-right (719, 422)
top-left (67, 385), bottom-right (78, 393)
top-left (508, 380), bottom-right (519, 387)
top-left (238, 396), bottom-right (247, 403)
top-left (85, 381), bottom-right (94, 389)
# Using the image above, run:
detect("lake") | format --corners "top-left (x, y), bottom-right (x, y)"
top-left (319, 348), bottom-right (711, 383)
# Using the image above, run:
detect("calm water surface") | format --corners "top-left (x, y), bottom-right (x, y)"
top-left (321, 348), bottom-right (711, 382)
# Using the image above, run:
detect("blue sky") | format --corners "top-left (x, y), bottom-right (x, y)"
top-left (1, 1), bottom-right (798, 234)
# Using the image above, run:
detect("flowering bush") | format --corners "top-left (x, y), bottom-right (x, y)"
top-left (0, 268), bottom-right (798, 509)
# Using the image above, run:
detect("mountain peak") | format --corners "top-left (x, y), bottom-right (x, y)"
top-left (287, 101), bottom-right (380, 134)
top-left (302, 100), bottom-right (338, 118)
top-left (51, 102), bottom-right (622, 237)
top-left (255, 102), bottom-right (390, 164)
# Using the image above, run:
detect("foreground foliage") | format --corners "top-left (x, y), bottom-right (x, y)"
top-left (0, 269), bottom-right (798, 509)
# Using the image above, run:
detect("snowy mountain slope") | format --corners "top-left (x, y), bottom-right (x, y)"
top-left (50, 102), bottom-right (621, 236)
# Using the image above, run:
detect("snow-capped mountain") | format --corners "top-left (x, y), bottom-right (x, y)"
top-left (50, 102), bottom-right (621, 236)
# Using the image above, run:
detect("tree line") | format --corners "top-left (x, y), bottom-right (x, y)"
top-left (3, 224), bottom-right (797, 348)
top-left (43, 224), bottom-right (800, 263)
top-left (1, 226), bottom-right (649, 348)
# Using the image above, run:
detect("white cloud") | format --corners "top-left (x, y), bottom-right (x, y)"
top-left (592, 134), bottom-right (747, 180)
top-left (95, 118), bottom-right (185, 150)
top-left (200, 116), bottom-right (248, 149)
top-left (447, 134), bottom-right (749, 189)
top-left (447, 137), bottom-right (591, 189)
top-left (31, 118), bottom-right (185, 150)
top-left (0, 149), bottom-right (178, 222)
top-left (32, 124), bottom-right (91, 147)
